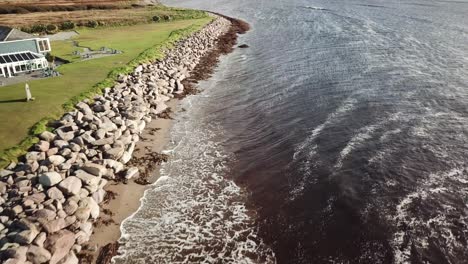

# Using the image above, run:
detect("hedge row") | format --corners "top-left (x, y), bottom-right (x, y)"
top-left (0, 4), bottom-right (120, 15)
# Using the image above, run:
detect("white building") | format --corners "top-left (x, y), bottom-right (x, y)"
top-left (0, 27), bottom-right (51, 78)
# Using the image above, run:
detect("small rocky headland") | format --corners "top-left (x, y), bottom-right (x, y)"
top-left (0, 14), bottom-right (249, 264)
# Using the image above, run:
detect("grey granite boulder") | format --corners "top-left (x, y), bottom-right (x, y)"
top-left (27, 245), bottom-right (51, 264)
top-left (57, 251), bottom-right (78, 264)
top-left (125, 167), bottom-right (139, 180)
top-left (42, 218), bottom-right (67, 234)
top-left (35, 141), bottom-right (50, 152)
top-left (57, 177), bottom-right (82, 196)
top-left (79, 197), bottom-right (99, 220)
top-left (74, 170), bottom-right (101, 191)
top-left (75, 102), bottom-right (92, 116)
top-left (47, 187), bottom-right (64, 201)
top-left (104, 146), bottom-right (125, 160)
top-left (34, 209), bottom-right (56, 221)
top-left (63, 200), bottom-right (78, 215)
top-left (39, 131), bottom-right (56, 142)
top-left (39, 172), bottom-right (62, 187)
top-left (81, 163), bottom-right (106, 177)
top-left (14, 228), bottom-right (39, 244)
top-left (47, 155), bottom-right (66, 166)
top-left (44, 229), bottom-right (75, 264)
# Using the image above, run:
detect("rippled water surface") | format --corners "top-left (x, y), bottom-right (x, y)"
top-left (116, 0), bottom-right (468, 263)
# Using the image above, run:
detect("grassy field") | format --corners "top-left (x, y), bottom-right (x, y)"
top-left (0, 16), bottom-right (212, 167)
top-left (0, 5), bottom-right (208, 31)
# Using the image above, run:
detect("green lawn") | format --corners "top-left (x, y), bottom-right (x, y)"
top-left (0, 17), bottom-right (211, 165)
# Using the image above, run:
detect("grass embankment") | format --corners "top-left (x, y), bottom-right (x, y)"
top-left (0, 15), bottom-right (213, 168)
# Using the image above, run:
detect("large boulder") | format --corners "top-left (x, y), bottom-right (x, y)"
top-left (92, 188), bottom-right (106, 204)
top-left (3, 246), bottom-right (27, 262)
top-left (39, 131), bottom-right (56, 142)
top-left (47, 155), bottom-right (66, 166)
top-left (57, 252), bottom-right (78, 264)
top-left (76, 102), bottom-right (92, 115)
top-left (56, 130), bottom-right (75, 142)
top-left (27, 245), bottom-right (51, 264)
top-left (81, 163), bottom-right (106, 177)
top-left (74, 170), bottom-right (100, 190)
top-left (104, 146), bottom-right (125, 160)
top-left (39, 172), bottom-right (63, 187)
top-left (28, 193), bottom-right (47, 204)
top-left (0, 181), bottom-right (8, 194)
top-left (79, 197), bottom-right (99, 220)
top-left (35, 141), bottom-right (50, 152)
top-left (35, 209), bottom-right (57, 221)
top-left (33, 232), bottom-right (47, 247)
top-left (25, 151), bottom-right (45, 162)
top-left (0, 169), bottom-right (14, 178)
top-left (57, 177), bottom-right (82, 196)
top-left (63, 200), bottom-right (78, 215)
top-left (103, 159), bottom-right (124, 173)
top-left (44, 230), bottom-right (75, 264)
top-left (42, 218), bottom-right (66, 234)
top-left (125, 167), bottom-right (139, 179)
top-left (74, 207), bottom-right (91, 222)
top-left (47, 187), bottom-right (65, 200)
top-left (91, 137), bottom-right (114, 146)
top-left (15, 228), bottom-right (39, 244)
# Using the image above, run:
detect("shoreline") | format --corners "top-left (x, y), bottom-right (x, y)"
top-left (0, 13), bottom-right (248, 264)
top-left (83, 15), bottom-right (250, 263)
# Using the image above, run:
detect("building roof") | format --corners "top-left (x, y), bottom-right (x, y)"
top-left (0, 51), bottom-right (43, 65)
top-left (0, 26), bottom-right (35, 42)
top-left (0, 26), bottom-right (12, 41)
top-left (6, 29), bottom-right (35, 41)
top-left (0, 39), bottom-right (40, 54)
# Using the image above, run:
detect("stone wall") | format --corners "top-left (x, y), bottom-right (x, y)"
top-left (0, 16), bottom-right (230, 264)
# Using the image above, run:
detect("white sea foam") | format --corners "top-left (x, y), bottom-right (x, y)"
top-left (294, 97), bottom-right (358, 161)
top-left (113, 99), bottom-right (275, 263)
top-left (290, 97), bottom-right (358, 200)
top-left (335, 112), bottom-right (405, 169)
top-left (390, 168), bottom-right (468, 263)
top-left (335, 124), bottom-right (377, 169)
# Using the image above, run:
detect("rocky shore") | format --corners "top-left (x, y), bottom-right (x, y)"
top-left (0, 15), bottom-right (246, 264)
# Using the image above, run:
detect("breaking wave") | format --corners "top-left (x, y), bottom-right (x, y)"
top-left (390, 168), bottom-right (468, 263)
top-left (114, 96), bottom-right (275, 263)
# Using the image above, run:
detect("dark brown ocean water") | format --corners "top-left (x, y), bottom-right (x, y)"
top-left (115, 0), bottom-right (468, 263)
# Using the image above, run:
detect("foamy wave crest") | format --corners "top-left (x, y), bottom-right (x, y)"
top-left (290, 98), bottom-right (358, 200)
top-left (113, 111), bottom-right (275, 263)
top-left (390, 168), bottom-right (468, 263)
top-left (334, 112), bottom-right (405, 169)
top-left (294, 97), bottom-right (359, 161)
top-left (335, 124), bottom-right (378, 169)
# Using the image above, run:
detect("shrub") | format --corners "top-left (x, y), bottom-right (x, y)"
top-left (46, 53), bottom-right (55, 63)
top-left (29, 24), bottom-right (47, 33)
top-left (163, 15), bottom-right (172, 21)
top-left (60, 21), bottom-right (76, 30)
top-left (86, 20), bottom-right (99, 28)
top-left (152, 16), bottom-right (161, 22)
top-left (46, 24), bottom-right (58, 33)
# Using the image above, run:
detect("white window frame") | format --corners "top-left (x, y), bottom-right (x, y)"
top-left (36, 38), bottom-right (51, 53)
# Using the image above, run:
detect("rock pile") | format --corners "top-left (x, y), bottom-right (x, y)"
top-left (0, 16), bottom-right (230, 264)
